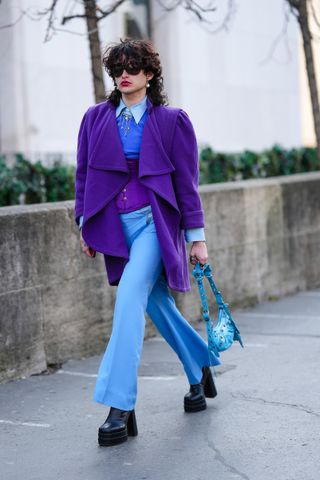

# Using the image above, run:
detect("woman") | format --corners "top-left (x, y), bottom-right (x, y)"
top-left (74, 38), bottom-right (221, 447)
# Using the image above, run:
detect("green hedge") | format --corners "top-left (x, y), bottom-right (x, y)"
top-left (0, 144), bottom-right (319, 207)
top-left (0, 154), bottom-right (75, 207)
top-left (199, 143), bottom-right (319, 184)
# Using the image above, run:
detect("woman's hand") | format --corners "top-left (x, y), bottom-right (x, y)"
top-left (189, 240), bottom-right (208, 269)
top-left (80, 230), bottom-right (95, 257)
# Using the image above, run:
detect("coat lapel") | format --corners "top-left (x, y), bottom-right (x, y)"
top-left (85, 97), bottom-right (181, 221)
top-left (88, 105), bottom-right (128, 172)
top-left (138, 97), bottom-right (177, 177)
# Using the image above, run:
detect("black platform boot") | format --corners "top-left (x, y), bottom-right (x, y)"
top-left (184, 366), bottom-right (218, 413)
top-left (98, 407), bottom-right (138, 446)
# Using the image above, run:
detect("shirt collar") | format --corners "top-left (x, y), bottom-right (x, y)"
top-left (115, 95), bottom-right (148, 124)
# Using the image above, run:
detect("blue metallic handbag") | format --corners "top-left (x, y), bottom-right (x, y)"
top-left (192, 261), bottom-right (244, 361)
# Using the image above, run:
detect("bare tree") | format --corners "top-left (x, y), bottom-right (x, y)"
top-left (31, 0), bottom-right (127, 103)
top-left (0, 0), bottom-right (233, 103)
top-left (2, 0), bottom-right (317, 160)
top-left (286, 0), bottom-right (320, 163)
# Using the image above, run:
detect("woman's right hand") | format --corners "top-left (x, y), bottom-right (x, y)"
top-left (80, 230), bottom-right (95, 257)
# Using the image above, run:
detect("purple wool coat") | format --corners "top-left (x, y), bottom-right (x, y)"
top-left (74, 96), bottom-right (205, 292)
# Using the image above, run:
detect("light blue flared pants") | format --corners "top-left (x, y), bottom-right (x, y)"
top-left (93, 205), bottom-right (221, 410)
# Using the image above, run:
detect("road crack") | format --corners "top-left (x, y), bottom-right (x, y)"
top-left (231, 392), bottom-right (320, 418)
top-left (206, 437), bottom-right (251, 480)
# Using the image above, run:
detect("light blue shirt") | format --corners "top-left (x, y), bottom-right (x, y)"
top-left (116, 94), bottom-right (148, 124)
top-left (115, 95), bottom-right (149, 158)
top-left (79, 95), bottom-right (205, 243)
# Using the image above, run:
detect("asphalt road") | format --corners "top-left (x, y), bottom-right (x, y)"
top-left (1, 289), bottom-right (320, 480)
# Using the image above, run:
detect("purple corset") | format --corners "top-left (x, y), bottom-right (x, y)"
top-left (115, 157), bottom-right (150, 213)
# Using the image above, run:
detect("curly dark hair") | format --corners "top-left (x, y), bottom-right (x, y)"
top-left (102, 37), bottom-right (169, 107)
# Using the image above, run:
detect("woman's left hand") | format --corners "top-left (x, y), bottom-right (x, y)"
top-left (189, 240), bottom-right (208, 269)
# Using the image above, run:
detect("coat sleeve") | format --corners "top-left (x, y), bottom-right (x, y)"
top-left (184, 227), bottom-right (206, 243)
top-left (170, 109), bottom-right (205, 230)
top-left (74, 108), bottom-right (90, 227)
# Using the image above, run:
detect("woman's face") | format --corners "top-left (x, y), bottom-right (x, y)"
top-left (113, 57), bottom-right (154, 95)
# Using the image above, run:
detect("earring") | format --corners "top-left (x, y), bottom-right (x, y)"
top-left (146, 82), bottom-right (150, 88)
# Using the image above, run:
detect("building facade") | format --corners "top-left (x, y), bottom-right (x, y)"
top-left (0, 0), bottom-right (318, 163)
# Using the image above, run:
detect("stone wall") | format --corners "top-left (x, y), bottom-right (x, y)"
top-left (1, 172), bottom-right (320, 382)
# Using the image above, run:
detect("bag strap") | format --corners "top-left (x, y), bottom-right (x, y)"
top-left (193, 262), bottom-right (243, 337)
top-left (203, 265), bottom-right (225, 308)
top-left (192, 262), bottom-right (244, 348)
top-left (193, 262), bottom-right (228, 317)
top-left (192, 263), bottom-right (212, 322)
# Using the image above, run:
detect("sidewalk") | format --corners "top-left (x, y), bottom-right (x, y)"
top-left (1, 289), bottom-right (319, 480)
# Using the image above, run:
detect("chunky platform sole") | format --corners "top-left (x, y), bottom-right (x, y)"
top-left (98, 409), bottom-right (138, 447)
top-left (184, 367), bottom-right (218, 413)
top-left (184, 397), bottom-right (207, 412)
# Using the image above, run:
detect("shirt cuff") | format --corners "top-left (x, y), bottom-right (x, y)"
top-left (184, 227), bottom-right (206, 243)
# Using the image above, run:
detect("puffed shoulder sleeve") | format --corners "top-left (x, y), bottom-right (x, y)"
top-left (170, 108), bottom-right (205, 230)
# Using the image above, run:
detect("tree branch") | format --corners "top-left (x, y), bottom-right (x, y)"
top-left (61, 0), bottom-right (127, 25)
top-left (155, 0), bottom-right (236, 33)
top-left (258, 1), bottom-right (292, 66)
